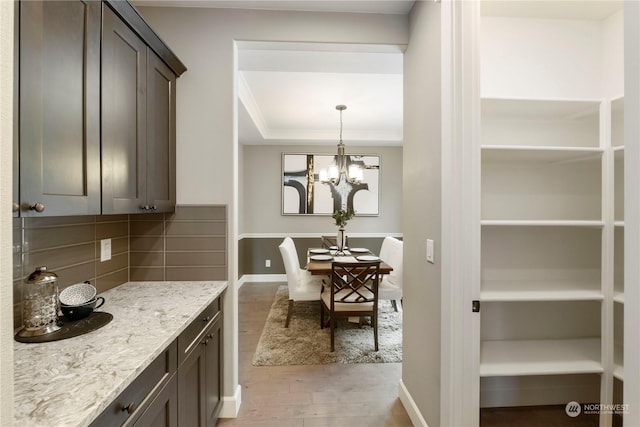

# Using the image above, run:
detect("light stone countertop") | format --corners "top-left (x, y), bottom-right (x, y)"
top-left (14, 280), bottom-right (227, 427)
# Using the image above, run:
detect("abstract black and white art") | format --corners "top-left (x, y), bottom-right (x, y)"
top-left (282, 153), bottom-right (379, 215)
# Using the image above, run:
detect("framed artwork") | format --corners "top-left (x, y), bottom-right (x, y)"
top-left (282, 153), bottom-right (380, 215)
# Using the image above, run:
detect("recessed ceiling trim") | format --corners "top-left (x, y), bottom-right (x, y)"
top-left (238, 73), bottom-right (269, 138)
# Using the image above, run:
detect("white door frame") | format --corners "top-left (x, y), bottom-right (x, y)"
top-left (439, 0), bottom-right (481, 426)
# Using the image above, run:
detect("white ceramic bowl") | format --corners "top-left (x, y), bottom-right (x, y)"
top-left (59, 282), bottom-right (97, 306)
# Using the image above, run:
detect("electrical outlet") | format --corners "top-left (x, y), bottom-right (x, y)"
top-left (265, 259), bottom-right (271, 268)
top-left (100, 239), bottom-right (112, 262)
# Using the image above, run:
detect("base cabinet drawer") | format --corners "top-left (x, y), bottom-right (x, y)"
top-left (90, 341), bottom-right (177, 427)
top-left (132, 374), bottom-right (178, 427)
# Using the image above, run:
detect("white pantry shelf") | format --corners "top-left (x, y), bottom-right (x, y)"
top-left (482, 145), bottom-right (603, 163)
top-left (481, 97), bottom-right (601, 119)
top-left (481, 220), bottom-right (604, 227)
top-left (480, 338), bottom-right (602, 377)
top-left (481, 280), bottom-right (602, 302)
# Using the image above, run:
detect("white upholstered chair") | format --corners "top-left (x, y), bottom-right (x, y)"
top-left (378, 236), bottom-right (403, 311)
top-left (279, 237), bottom-right (324, 327)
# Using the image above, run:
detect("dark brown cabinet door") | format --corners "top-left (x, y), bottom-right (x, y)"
top-left (132, 375), bottom-right (178, 427)
top-left (205, 320), bottom-right (222, 427)
top-left (19, 0), bottom-right (101, 216)
top-left (178, 339), bottom-right (206, 427)
top-left (101, 4), bottom-right (147, 214)
top-left (146, 49), bottom-right (176, 212)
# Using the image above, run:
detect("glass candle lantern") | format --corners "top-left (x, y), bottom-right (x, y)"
top-left (17, 266), bottom-right (62, 337)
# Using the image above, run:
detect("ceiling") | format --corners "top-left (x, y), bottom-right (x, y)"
top-left (133, 0), bottom-right (624, 147)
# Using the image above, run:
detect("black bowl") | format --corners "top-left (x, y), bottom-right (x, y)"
top-left (61, 296), bottom-right (104, 321)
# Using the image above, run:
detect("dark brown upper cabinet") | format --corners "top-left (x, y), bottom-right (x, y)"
top-left (101, 4), bottom-right (177, 214)
top-left (16, 0), bottom-right (185, 217)
top-left (18, 0), bottom-right (102, 217)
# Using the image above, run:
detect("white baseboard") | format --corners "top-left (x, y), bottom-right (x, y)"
top-left (219, 384), bottom-right (242, 418)
top-left (399, 379), bottom-right (429, 427)
top-left (238, 274), bottom-right (286, 288)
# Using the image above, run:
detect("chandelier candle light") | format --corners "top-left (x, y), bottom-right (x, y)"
top-left (319, 105), bottom-right (364, 185)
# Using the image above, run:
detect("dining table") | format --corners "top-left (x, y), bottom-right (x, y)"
top-left (306, 246), bottom-right (393, 276)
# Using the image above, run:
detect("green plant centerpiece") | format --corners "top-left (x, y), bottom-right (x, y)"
top-left (332, 208), bottom-right (354, 253)
top-left (332, 208), bottom-right (355, 228)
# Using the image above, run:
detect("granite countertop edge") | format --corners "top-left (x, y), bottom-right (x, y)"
top-left (13, 280), bottom-right (228, 427)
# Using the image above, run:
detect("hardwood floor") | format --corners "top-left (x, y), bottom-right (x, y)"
top-left (216, 282), bottom-right (413, 427)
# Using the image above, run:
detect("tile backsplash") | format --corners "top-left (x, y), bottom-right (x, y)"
top-left (13, 205), bottom-right (227, 330)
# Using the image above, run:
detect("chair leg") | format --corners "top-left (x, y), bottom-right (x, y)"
top-left (373, 311), bottom-right (379, 351)
top-left (330, 315), bottom-right (336, 352)
top-left (285, 300), bottom-right (294, 328)
top-left (391, 300), bottom-right (398, 312)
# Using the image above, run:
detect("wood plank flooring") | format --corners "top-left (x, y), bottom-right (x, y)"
top-left (216, 282), bottom-right (413, 427)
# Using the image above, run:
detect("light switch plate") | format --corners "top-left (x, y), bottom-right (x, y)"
top-left (100, 239), bottom-right (112, 262)
top-left (426, 239), bottom-right (435, 264)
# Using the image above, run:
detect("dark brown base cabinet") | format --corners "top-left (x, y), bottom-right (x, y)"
top-left (91, 297), bottom-right (222, 427)
top-left (178, 301), bottom-right (223, 427)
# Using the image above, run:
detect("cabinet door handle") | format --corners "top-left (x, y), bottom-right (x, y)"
top-left (151, 205), bottom-right (157, 211)
top-left (203, 316), bottom-right (210, 323)
top-left (29, 202), bottom-right (45, 213)
top-left (122, 402), bottom-right (137, 414)
top-left (12, 202), bottom-right (19, 213)
top-left (140, 205), bottom-right (149, 211)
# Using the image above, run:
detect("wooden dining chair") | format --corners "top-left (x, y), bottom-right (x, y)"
top-left (320, 261), bottom-right (381, 352)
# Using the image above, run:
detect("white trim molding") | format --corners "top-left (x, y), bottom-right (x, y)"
top-left (239, 232), bottom-right (403, 239)
top-left (399, 380), bottom-right (429, 427)
top-left (218, 384), bottom-right (242, 418)
top-left (238, 274), bottom-right (286, 288)
top-left (439, 0), bottom-right (481, 425)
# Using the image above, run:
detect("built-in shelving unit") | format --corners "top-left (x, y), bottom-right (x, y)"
top-left (479, 94), bottom-right (606, 409)
top-left (478, 3), bottom-right (625, 424)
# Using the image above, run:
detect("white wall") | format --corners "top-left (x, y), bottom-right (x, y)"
top-left (0, 2), bottom-right (14, 425)
top-left (136, 4), bottom-right (408, 415)
top-left (241, 145), bottom-right (402, 235)
top-left (603, 10), bottom-right (624, 98)
top-left (481, 16), bottom-right (603, 99)
top-left (402, 1), bottom-right (442, 425)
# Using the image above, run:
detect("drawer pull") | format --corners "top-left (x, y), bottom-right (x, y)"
top-left (203, 316), bottom-right (210, 323)
top-left (122, 402), bottom-right (137, 414)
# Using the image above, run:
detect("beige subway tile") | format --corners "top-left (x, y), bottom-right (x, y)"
top-left (26, 243), bottom-right (95, 274)
top-left (165, 266), bottom-right (226, 281)
top-left (24, 216), bottom-right (95, 228)
top-left (130, 212), bottom-right (165, 221)
top-left (94, 237), bottom-right (128, 260)
top-left (95, 268), bottom-right (128, 294)
top-left (96, 252), bottom-right (128, 277)
top-left (96, 214), bottom-right (129, 223)
top-left (169, 205), bottom-right (226, 221)
top-left (165, 251), bottom-right (226, 267)
top-left (166, 236), bottom-right (226, 251)
top-left (165, 221), bottom-right (226, 236)
top-left (13, 279), bottom-right (22, 305)
top-left (130, 236), bottom-right (164, 252)
top-left (96, 221), bottom-right (129, 239)
top-left (130, 251), bottom-right (164, 267)
top-left (130, 267), bottom-right (165, 282)
top-left (130, 220), bottom-right (165, 237)
top-left (14, 303), bottom-right (22, 331)
top-left (55, 262), bottom-right (96, 288)
top-left (25, 224), bottom-right (95, 251)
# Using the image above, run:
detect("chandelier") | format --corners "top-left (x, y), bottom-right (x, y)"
top-left (319, 105), bottom-right (363, 185)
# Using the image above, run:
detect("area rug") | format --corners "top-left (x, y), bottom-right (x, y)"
top-left (252, 286), bottom-right (402, 365)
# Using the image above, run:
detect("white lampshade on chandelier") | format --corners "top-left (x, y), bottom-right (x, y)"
top-left (319, 105), bottom-right (363, 185)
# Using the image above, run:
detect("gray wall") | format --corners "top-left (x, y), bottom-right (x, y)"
top-left (403, 1), bottom-right (442, 425)
top-left (241, 144), bottom-right (403, 235)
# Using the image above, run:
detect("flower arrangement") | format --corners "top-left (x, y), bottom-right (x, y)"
top-left (332, 208), bottom-right (355, 228)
